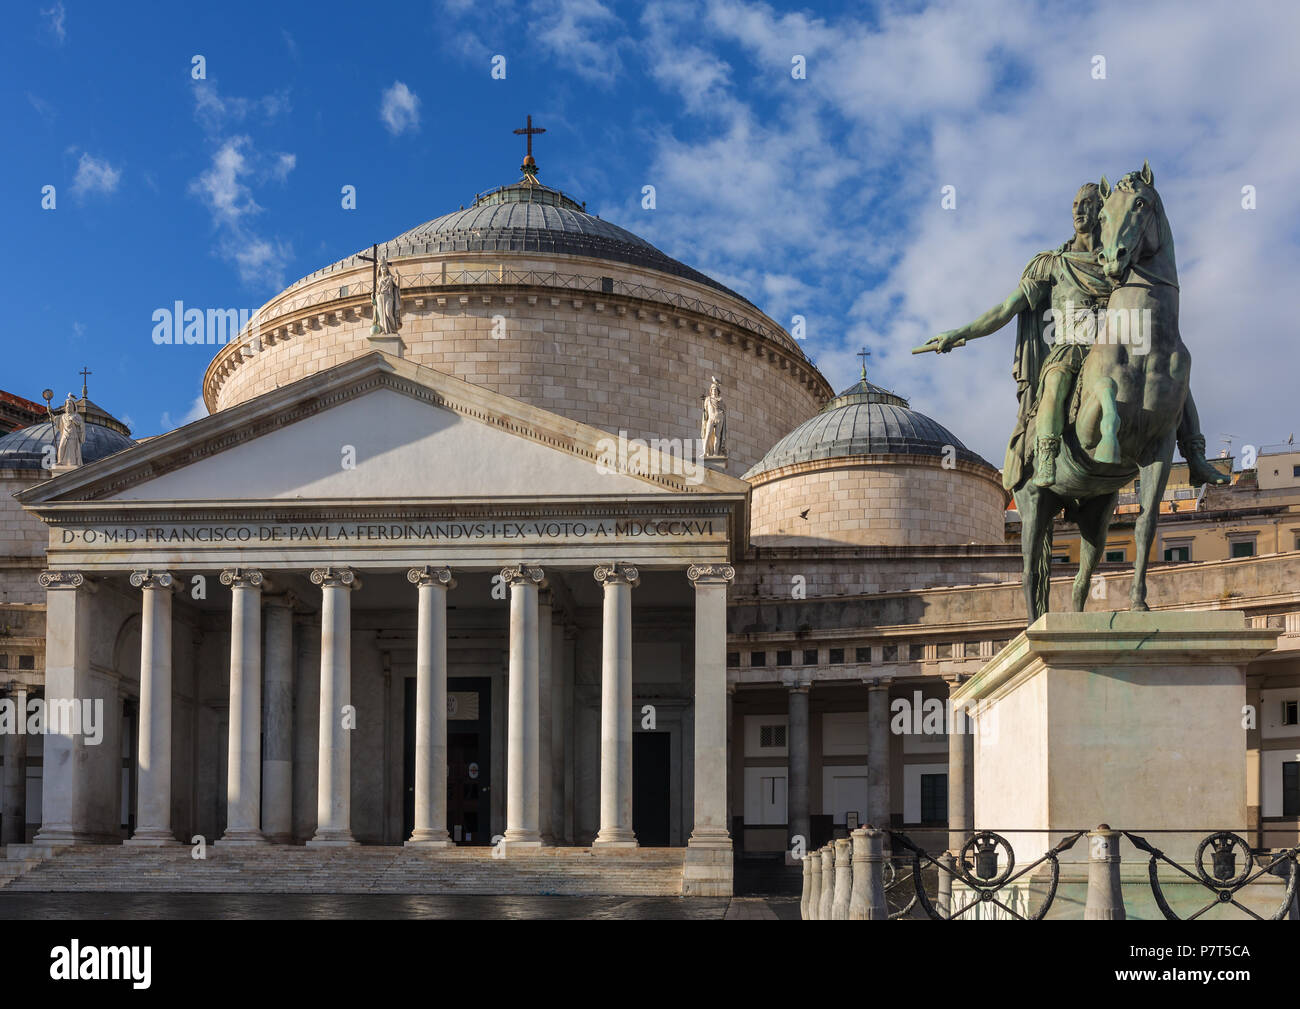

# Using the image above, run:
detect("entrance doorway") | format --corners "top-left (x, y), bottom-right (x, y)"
top-left (403, 676), bottom-right (492, 844)
top-left (632, 731), bottom-right (671, 846)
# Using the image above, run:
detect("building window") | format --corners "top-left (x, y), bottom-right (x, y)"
top-left (964, 641), bottom-right (981, 658)
top-left (1230, 539), bottom-right (1256, 558)
top-left (992, 639), bottom-right (1010, 653)
top-left (802, 649), bottom-right (818, 666)
top-left (726, 652), bottom-right (740, 668)
top-left (1053, 554), bottom-right (1070, 564)
top-left (17, 655), bottom-right (34, 670)
top-left (1163, 545), bottom-right (1190, 562)
top-left (920, 773), bottom-right (948, 824)
top-left (750, 651), bottom-right (767, 667)
top-left (776, 650), bottom-right (792, 667)
top-left (1105, 549), bottom-right (1125, 563)
top-left (882, 644), bottom-right (899, 662)
top-left (828, 648), bottom-right (845, 664)
top-left (855, 647), bottom-right (871, 663)
top-left (908, 644), bottom-right (924, 662)
top-left (1293, 464), bottom-right (1300, 478)
top-left (1284, 762), bottom-right (1300, 818)
top-left (935, 643), bottom-right (953, 659)
top-left (1283, 700), bottom-right (1299, 726)
top-left (0, 654), bottom-right (7, 669)
top-left (759, 724), bottom-right (787, 749)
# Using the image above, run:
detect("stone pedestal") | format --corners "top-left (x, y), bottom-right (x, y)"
top-left (952, 611), bottom-right (1279, 919)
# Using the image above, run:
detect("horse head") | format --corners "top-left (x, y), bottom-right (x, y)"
top-left (1097, 160), bottom-right (1171, 283)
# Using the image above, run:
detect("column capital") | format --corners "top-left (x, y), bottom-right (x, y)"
top-left (863, 677), bottom-right (893, 691)
top-left (221, 567), bottom-right (265, 589)
top-left (130, 569), bottom-right (175, 590)
top-left (310, 566), bottom-right (358, 589)
top-left (38, 569), bottom-right (89, 590)
top-left (941, 672), bottom-right (969, 686)
top-left (407, 565), bottom-right (456, 590)
top-left (501, 564), bottom-right (545, 586)
top-left (783, 676), bottom-right (812, 693)
top-left (594, 562), bottom-right (639, 588)
top-left (687, 563), bottom-right (734, 586)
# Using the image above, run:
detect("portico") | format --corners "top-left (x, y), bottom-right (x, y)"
top-left (16, 354), bottom-right (748, 893)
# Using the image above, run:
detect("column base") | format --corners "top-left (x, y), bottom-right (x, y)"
top-left (500, 828), bottom-right (542, 853)
top-left (405, 830), bottom-right (454, 848)
top-left (217, 830), bottom-right (268, 846)
top-left (592, 828), bottom-right (638, 848)
top-left (33, 827), bottom-right (105, 847)
top-left (687, 827), bottom-right (733, 851)
top-left (306, 830), bottom-right (358, 847)
top-left (125, 829), bottom-right (180, 847)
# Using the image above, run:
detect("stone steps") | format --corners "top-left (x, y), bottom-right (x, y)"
top-left (3, 845), bottom-right (691, 896)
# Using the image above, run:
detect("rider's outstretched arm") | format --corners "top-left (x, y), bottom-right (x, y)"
top-left (958, 288), bottom-right (1029, 342)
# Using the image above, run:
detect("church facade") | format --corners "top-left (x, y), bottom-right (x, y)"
top-left (2, 153), bottom-right (1298, 896)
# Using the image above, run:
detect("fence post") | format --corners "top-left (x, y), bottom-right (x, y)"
top-left (818, 845), bottom-right (835, 921)
top-left (1084, 824), bottom-right (1125, 920)
top-left (832, 837), bottom-right (853, 919)
top-left (936, 852), bottom-right (953, 917)
top-left (807, 845), bottom-right (823, 920)
top-left (800, 849), bottom-right (814, 920)
top-left (848, 827), bottom-right (889, 919)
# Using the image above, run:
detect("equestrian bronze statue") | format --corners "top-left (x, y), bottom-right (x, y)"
top-left (918, 162), bottom-right (1227, 622)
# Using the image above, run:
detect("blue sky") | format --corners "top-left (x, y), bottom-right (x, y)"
top-left (3, 0), bottom-right (1297, 464)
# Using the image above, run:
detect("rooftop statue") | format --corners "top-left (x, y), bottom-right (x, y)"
top-left (372, 259), bottom-right (402, 336)
top-left (50, 392), bottom-right (86, 469)
top-left (917, 162), bottom-right (1228, 622)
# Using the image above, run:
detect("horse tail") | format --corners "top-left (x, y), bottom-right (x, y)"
top-left (1035, 521), bottom-right (1054, 619)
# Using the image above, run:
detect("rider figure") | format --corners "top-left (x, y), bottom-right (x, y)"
top-left (925, 184), bottom-right (1227, 489)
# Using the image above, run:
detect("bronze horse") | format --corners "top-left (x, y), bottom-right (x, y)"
top-left (1016, 161), bottom-right (1189, 621)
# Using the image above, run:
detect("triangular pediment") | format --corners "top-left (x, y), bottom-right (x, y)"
top-left (17, 353), bottom-right (750, 506)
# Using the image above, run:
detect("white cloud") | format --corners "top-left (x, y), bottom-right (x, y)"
top-left (188, 136), bottom-right (293, 289)
top-left (380, 81), bottom-right (421, 135)
top-left (41, 3), bottom-right (66, 43)
top-left (70, 152), bottom-right (121, 197)
top-left (159, 397), bottom-right (208, 432)
top-left (193, 81), bottom-right (290, 135)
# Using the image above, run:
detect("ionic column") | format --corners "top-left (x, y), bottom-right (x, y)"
top-left (34, 570), bottom-right (94, 845)
top-left (549, 621), bottom-right (567, 844)
top-left (126, 570), bottom-right (177, 845)
top-left (220, 568), bottom-right (265, 844)
top-left (947, 689), bottom-right (974, 854)
top-left (261, 593), bottom-right (297, 844)
top-left (2, 683), bottom-right (29, 845)
top-left (593, 562), bottom-right (639, 847)
top-left (686, 563), bottom-right (733, 850)
top-left (406, 566), bottom-right (455, 847)
top-left (786, 680), bottom-right (811, 854)
top-left (866, 680), bottom-right (892, 831)
top-left (537, 590), bottom-right (554, 845)
top-left (502, 564), bottom-right (544, 849)
top-left (309, 567), bottom-right (359, 846)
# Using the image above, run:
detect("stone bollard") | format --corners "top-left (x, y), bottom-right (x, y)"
top-left (807, 845), bottom-right (823, 919)
top-left (936, 852), bottom-right (953, 918)
top-left (818, 845), bottom-right (835, 921)
top-left (849, 827), bottom-right (889, 919)
top-left (1084, 824), bottom-right (1125, 920)
top-left (800, 849), bottom-right (814, 920)
top-left (831, 837), bottom-right (853, 919)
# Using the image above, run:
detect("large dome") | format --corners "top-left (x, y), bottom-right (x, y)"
top-left (285, 180), bottom-right (750, 306)
top-left (744, 377), bottom-right (990, 480)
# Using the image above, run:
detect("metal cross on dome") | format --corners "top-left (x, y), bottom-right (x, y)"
top-left (514, 114), bottom-right (546, 177)
top-left (857, 347), bottom-right (871, 381)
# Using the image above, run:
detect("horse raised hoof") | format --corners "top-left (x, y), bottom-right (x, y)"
top-left (1094, 437), bottom-right (1121, 465)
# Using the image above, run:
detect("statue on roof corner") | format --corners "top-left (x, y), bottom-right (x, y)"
top-left (49, 392), bottom-right (86, 469)
top-left (700, 377), bottom-right (727, 459)
top-left (372, 259), bottom-right (402, 336)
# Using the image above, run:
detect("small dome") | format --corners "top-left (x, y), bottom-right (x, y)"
top-left (745, 375), bottom-right (992, 480)
top-left (0, 418), bottom-right (134, 471)
top-left (287, 177), bottom-right (751, 306)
